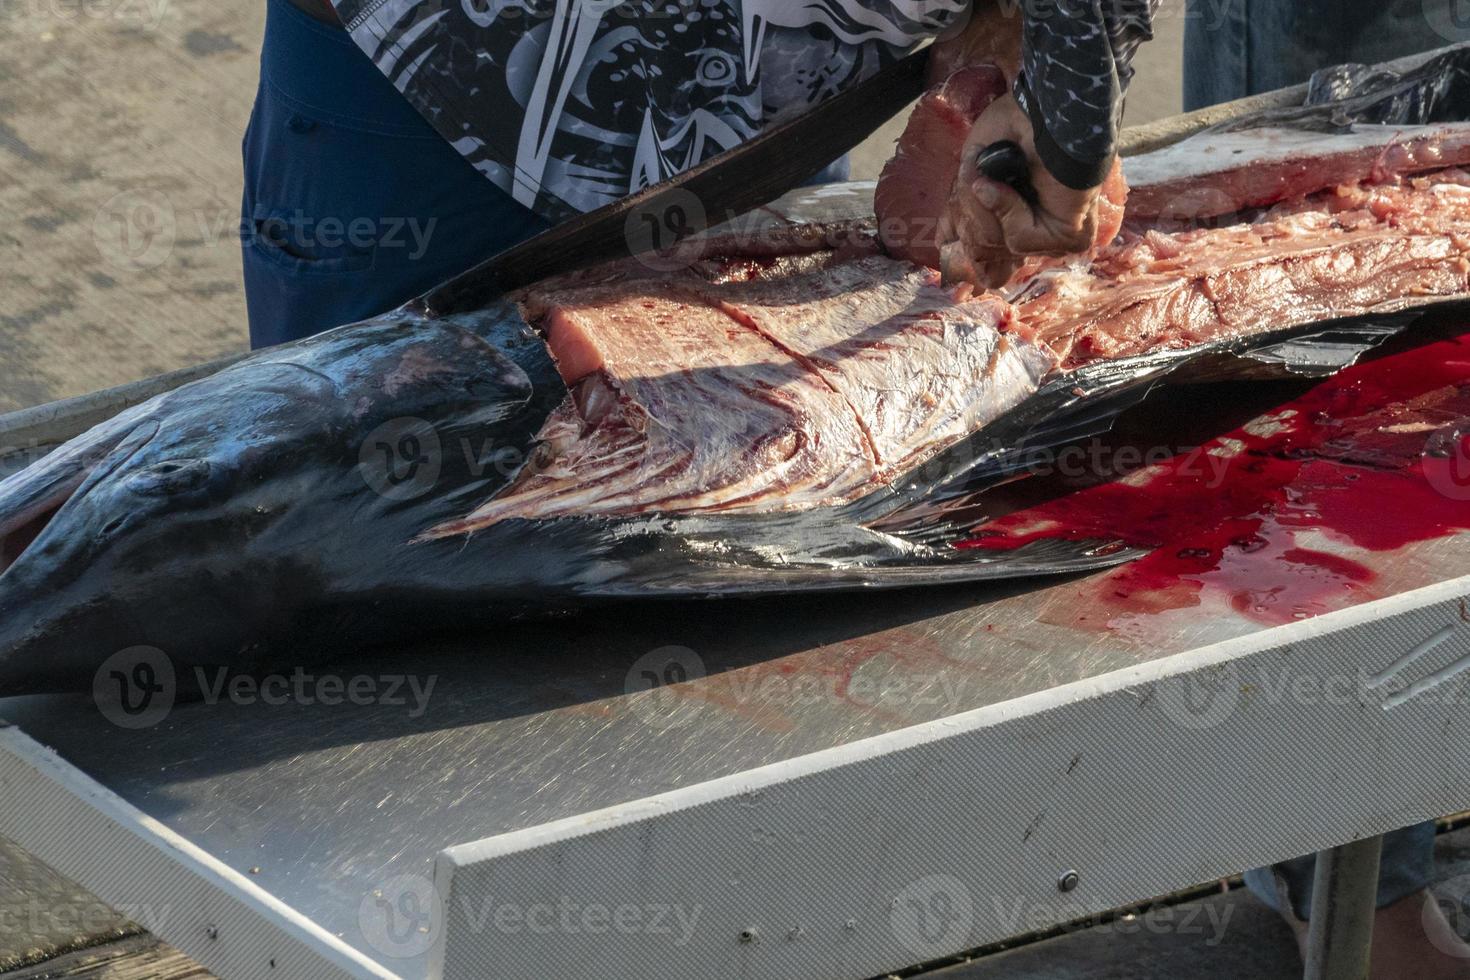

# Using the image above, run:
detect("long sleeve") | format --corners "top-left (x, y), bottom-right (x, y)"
top-left (1014, 0), bottom-right (1158, 190)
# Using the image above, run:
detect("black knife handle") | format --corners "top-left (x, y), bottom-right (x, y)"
top-left (976, 140), bottom-right (1040, 210)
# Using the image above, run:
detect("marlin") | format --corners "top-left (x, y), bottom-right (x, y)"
top-left (6, 50), bottom-right (1470, 693)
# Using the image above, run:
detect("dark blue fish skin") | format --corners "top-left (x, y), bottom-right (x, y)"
top-left (0, 304), bottom-right (565, 694)
top-left (0, 281), bottom-right (1429, 695)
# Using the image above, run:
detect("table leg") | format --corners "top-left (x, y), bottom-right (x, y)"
top-left (1303, 835), bottom-right (1384, 980)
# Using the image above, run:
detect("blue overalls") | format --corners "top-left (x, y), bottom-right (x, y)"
top-left (240, 0), bottom-right (553, 348)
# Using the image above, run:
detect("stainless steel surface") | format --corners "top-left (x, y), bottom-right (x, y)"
top-left (5, 534), bottom-right (1469, 980)
top-left (0, 726), bottom-right (393, 980)
top-left (431, 575), bottom-right (1470, 980)
top-left (1304, 837), bottom-right (1383, 980)
top-left (2, 179), bottom-right (1470, 978)
top-left (0, 580), bottom-right (1181, 972)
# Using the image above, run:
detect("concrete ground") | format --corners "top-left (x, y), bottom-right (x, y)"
top-left (0, 1), bottom-right (264, 414)
top-left (0, 837), bottom-right (133, 971)
top-left (0, 0), bottom-right (1186, 416)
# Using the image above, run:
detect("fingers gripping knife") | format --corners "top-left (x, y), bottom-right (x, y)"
top-left (974, 140), bottom-right (1042, 209)
top-left (938, 138), bottom-right (1044, 286)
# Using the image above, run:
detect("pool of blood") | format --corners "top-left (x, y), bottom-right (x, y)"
top-left (958, 326), bottom-right (1470, 628)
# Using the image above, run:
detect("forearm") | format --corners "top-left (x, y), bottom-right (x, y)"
top-left (1016, 0), bottom-right (1158, 189)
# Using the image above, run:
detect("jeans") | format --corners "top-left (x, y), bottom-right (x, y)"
top-left (1183, 0), bottom-right (1470, 111)
top-left (1184, 0), bottom-right (1457, 916)
top-left (1244, 823), bottom-right (1437, 921)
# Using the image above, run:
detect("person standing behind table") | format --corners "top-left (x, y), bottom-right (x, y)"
top-left (244, 1), bottom-right (1157, 348)
top-left (241, 0), bottom-right (556, 348)
top-left (1186, 2), bottom-right (1470, 974)
top-left (1185, 0), bottom-right (1470, 108)
top-left (242, 0), bottom-right (917, 348)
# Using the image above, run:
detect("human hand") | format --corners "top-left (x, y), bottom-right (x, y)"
top-left (938, 94), bottom-right (1112, 287)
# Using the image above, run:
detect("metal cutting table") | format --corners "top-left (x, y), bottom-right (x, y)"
top-left (3, 488), bottom-right (1468, 980)
top-left (5, 71), bottom-right (1470, 978)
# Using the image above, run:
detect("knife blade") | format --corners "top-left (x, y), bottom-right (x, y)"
top-left (419, 46), bottom-right (932, 315)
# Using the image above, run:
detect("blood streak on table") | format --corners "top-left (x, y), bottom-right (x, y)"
top-left (960, 331), bottom-right (1470, 629)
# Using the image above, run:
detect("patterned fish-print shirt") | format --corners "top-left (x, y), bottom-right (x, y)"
top-left (328, 1), bottom-right (1157, 220)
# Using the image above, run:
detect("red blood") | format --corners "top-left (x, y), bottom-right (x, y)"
top-left (959, 332), bottom-right (1470, 628)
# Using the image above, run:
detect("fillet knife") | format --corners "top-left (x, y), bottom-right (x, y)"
top-left (420, 46), bottom-right (933, 315)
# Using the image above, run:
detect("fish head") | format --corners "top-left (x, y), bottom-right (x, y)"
top-left (0, 308), bottom-right (551, 693)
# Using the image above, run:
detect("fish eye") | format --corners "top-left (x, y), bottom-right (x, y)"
top-left (124, 458), bottom-right (213, 496)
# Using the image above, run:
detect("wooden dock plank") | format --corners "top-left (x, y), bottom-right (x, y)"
top-left (2, 936), bottom-right (211, 980)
